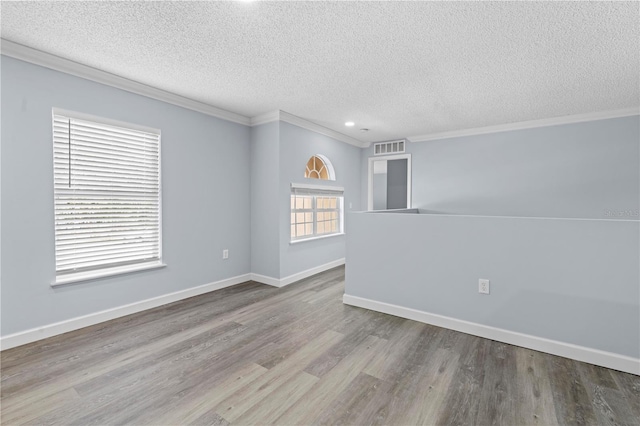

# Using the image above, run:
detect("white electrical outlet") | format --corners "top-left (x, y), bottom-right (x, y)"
top-left (479, 279), bottom-right (490, 294)
top-left (222, 249), bottom-right (229, 259)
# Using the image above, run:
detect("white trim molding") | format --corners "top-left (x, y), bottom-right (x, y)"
top-left (250, 110), bottom-right (368, 148)
top-left (407, 108), bottom-right (640, 143)
top-left (250, 110), bottom-right (281, 127)
top-left (0, 273), bottom-right (251, 351)
top-left (280, 111), bottom-right (367, 148)
top-left (343, 294), bottom-right (640, 376)
top-left (251, 258), bottom-right (345, 288)
top-left (1, 39), bottom-right (251, 126)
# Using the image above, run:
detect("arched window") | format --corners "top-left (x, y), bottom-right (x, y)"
top-left (305, 154), bottom-right (335, 181)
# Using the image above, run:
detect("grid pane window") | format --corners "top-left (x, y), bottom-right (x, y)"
top-left (290, 188), bottom-right (343, 241)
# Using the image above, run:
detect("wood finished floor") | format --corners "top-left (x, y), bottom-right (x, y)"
top-left (1, 266), bottom-right (639, 426)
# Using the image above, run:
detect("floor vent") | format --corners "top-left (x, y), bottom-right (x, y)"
top-left (374, 139), bottom-right (405, 155)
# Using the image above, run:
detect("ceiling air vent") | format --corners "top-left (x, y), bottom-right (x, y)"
top-left (374, 139), bottom-right (406, 155)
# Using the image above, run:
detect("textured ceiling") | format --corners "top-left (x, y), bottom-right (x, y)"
top-left (1, 1), bottom-right (639, 143)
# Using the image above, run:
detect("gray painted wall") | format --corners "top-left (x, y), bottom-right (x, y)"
top-left (372, 173), bottom-right (387, 210)
top-left (278, 122), bottom-right (362, 278)
top-left (345, 212), bottom-right (640, 358)
top-left (250, 122), bottom-right (280, 278)
top-left (1, 56), bottom-right (251, 336)
top-left (361, 116), bottom-right (640, 219)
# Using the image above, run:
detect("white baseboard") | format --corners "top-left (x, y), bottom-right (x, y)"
top-left (0, 273), bottom-right (251, 351)
top-left (1, 259), bottom-right (347, 351)
top-left (343, 294), bottom-right (640, 376)
top-left (251, 258), bottom-right (345, 288)
top-left (249, 273), bottom-right (283, 287)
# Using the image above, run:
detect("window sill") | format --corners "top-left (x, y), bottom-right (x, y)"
top-left (290, 233), bottom-right (345, 245)
top-left (52, 261), bottom-right (166, 287)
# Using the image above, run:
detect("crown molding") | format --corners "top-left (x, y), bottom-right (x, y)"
top-left (278, 111), bottom-right (368, 148)
top-left (250, 110), bottom-right (281, 126)
top-left (249, 110), bottom-right (367, 148)
top-left (1, 39), bottom-right (251, 126)
top-left (407, 108), bottom-right (640, 143)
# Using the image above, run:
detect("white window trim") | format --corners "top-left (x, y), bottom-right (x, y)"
top-left (290, 183), bottom-right (344, 242)
top-left (52, 108), bottom-right (161, 134)
top-left (289, 232), bottom-right (345, 245)
top-left (51, 109), bottom-right (163, 285)
top-left (52, 261), bottom-right (166, 287)
top-left (291, 183), bottom-right (344, 192)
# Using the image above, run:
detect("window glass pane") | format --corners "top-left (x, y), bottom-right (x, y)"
top-left (291, 196), bottom-right (295, 209)
top-left (290, 191), bottom-right (343, 241)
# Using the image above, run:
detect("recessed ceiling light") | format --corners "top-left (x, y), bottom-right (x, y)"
top-left (345, 122), bottom-right (355, 127)
top-left (360, 128), bottom-right (369, 132)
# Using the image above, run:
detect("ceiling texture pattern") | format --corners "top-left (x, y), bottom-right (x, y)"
top-left (1, 1), bottom-right (638, 143)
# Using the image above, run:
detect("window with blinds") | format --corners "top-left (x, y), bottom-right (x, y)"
top-left (290, 184), bottom-right (344, 242)
top-left (52, 109), bottom-right (162, 284)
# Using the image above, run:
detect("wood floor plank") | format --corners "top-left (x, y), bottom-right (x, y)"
top-left (312, 372), bottom-right (382, 425)
top-left (546, 355), bottom-right (599, 425)
top-left (436, 335), bottom-right (489, 425)
top-left (474, 341), bottom-right (519, 426)
top-left (2, 266), bottom-right (638, 426)
top-left (362, 320), bottom-right (432, 380)
top-left (216, 330), bottom-right (343, 422)
top-left (612, 371), bottom-right (640, 419)
top-left (231, 370), bottom-right (319, 425)
top-left (274, 334), bottom-right (386, 425)
top-left (2, 319), bottom-right (244, 417)
top-left (0, 386), bottom-right (80, 425)
top-left (146, 362), bottom-right (268, 425)
top-left (393, 348), bottom-right (461, 425)
top-left (189, 410), bottom-right (229, 426)
top-left (514, 347), bottom-right (559, 426)
top-left (69, 313), bottom-right (340, 425)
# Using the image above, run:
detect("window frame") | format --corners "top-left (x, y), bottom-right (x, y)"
top-left (304, 154), bottom-right (336, 181)
top-left (51, 108), bottom-right (164, 286)
top-left (290, 183), bottom-right (345, 243)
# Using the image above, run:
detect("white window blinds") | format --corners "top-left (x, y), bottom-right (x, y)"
top-left (52, 110), bottom-right (161, 278)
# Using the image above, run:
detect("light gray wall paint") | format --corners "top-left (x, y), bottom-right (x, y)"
top-left (1, 56), bottom-right (251, 336)
top-left (250, 122), bottom-right (280, 278)
top-left (361, 116), bottom-right (640, 219)
top-left (372, 172), bottom-right (387, 210)
top-left (279, 122), bottom-right (362, 278)
top-left (345, 212), bottom-right (640, 358)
